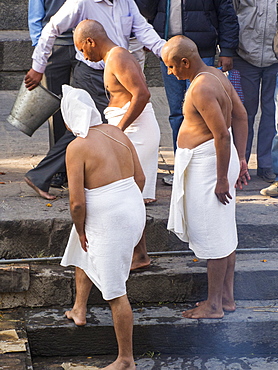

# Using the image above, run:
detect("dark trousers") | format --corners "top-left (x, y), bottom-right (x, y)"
top-left (45, 44), bottom-right (77, 145)
top-left (233, 56), bottom-right (278, 168)
top-left (26, 61), bottom-right (108, 192)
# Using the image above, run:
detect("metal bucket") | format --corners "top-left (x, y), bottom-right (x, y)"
top-left (7, 79), bottom-right (61, 137)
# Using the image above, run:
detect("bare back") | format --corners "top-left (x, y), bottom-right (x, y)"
top-left (178, 67), bottom-right (234, 149)
top-left (66, 124), bottom-right (143, 190)
top-left (104, 46), bottom-right (147, 108)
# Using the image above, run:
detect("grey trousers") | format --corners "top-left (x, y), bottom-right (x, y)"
top-left (25, 61), bottom-right (108, 192)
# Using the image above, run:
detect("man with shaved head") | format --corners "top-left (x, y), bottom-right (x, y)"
top-left (24, 0), bottom-right (165, 272)
top-left (24, 0), bottom-right (164, 201)
top-left (163, 36), bottom-right (250, 319)
top-left (73, 20), bottom-right (160, 205)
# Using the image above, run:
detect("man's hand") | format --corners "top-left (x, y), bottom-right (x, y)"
top-left (25, 69), bottom-right (43, 90)
top-left (235, 159), bottom-right (250, 189)
top-left (215, 178), bottom-right (232, 205)
top-left (79, 233), bottom-right (89, 252)
top-left (218, 56), bottom-right (233, 72)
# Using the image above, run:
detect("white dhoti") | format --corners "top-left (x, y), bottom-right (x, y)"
top-left (61, 177), bottom-right (146, 301)
top-left (167, 131), bottom-right (240, 259)
top-left (104, 102), bottom-right (161, 199)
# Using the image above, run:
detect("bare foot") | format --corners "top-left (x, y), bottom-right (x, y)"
top-left (101, 358), bottom-right (136, 370)
top-left (65, 308), bottom-right (87, 326)
top-left (182, 302), bottom-right (224, 319)
top-left (196, 299), bottom-right (236, 312)
top-left (24, 176), bottom-right (56, 200)
top-left (130, 258), bottom-right (151, 271)
top-left (222, 298), bottom-right (236, 312)
top-left (144, 198), bottom-right (157, 205)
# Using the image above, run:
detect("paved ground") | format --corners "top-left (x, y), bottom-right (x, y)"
top-left (32, 354), bottom-right (278, 370)
top-left (0, 87), bottom-right (277, 232)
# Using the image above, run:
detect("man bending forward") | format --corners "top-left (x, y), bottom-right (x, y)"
top-left (163, 36), bottom-right (250, 319)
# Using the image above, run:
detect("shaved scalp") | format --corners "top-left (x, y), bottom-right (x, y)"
top-left (162, 35), bottom-right (199, 64)
top-left (74, 19), bottom-right (109, 44)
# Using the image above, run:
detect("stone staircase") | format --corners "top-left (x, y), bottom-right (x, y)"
top-left (0, 0), bottom-right (162, 90)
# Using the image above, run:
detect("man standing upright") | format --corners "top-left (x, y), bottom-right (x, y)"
top-left (28, 0), bottom-right (77, 188)
top-left (233, 0), bottom-right (278, 183)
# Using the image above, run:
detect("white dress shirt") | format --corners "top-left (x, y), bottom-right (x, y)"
top-left (32, 0), bottom-right (165, 73)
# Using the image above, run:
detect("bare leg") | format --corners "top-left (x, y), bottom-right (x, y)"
top-left (222, 251), bottom-right (236, 311)
top-left (102, 295), bottom-right (135, 370)
top-left (65, 266), bottom-right (93, 326)
top-left (24, 176), bottom-right (56, 200)
top-left (196, 251), bottom-right (236, 312)
top-left (130, 230), bottom-right (151, 271)
top-left (183, 257), bottom-right (227, 319)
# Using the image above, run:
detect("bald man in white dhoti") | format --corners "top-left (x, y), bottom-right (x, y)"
top-left (162, 36), bottom-right (250, 320)
top-left (60, 85), bottom-right (145, 370)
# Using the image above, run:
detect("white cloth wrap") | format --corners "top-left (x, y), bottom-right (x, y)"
top-left (61, 85), bottom-right (102, 138)
top-left (61, 177), bottom-right (146, 301)
top-left (104, 102), bottom-right (160, 199)
top-left (167, 130), bottom-right (240, 259)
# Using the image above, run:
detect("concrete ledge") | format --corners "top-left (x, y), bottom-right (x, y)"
top-left (0, 264), bottom-right (73, 309)
top-left (25, 300), bottom-right (278, 356)
top-left (0, 264), bottom-right (30, 293)
top-left (0, 253), bottom-right (277, 308)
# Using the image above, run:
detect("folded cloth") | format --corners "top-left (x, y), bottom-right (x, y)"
top-left (167, 129), bottom-right (240, 259)
top-left (61, 177), bottom-right (146, 301)
top-left (61, 85), bottom-right (102, 138)
top-left (104, 102), bottom-right (160, 199)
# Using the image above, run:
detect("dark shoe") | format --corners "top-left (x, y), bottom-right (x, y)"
top-left (257, 167), bottom-right (276, 183)
top-left (50, 172), bottom-right (67, 188)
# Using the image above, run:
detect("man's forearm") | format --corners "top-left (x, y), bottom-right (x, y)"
top-left (118, 95), bottom-right (149, 131)
top-left (70, 204), bottom-right (86, 237)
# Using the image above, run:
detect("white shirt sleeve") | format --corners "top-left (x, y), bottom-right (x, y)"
top-left (129, 0), bottom-right (166, 57)
top-left (31, 0), bottom-right (81, 73)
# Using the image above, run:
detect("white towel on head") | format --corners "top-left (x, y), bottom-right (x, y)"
top-left (61, 85), bottom-right (102, 138)
top-left (167, 130), bottom-right (240, 259)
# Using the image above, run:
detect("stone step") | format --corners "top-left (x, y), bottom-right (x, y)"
top-left (1, 167), bottom-right (278, 259)
top-left (30, 353), bottom-right (278, 370)
top-left (0, 252), bottom-right (277, 309)
top-left (0, 309), bottom-right (33, 370)
top-left (24, 300), bottom-right (278, 357)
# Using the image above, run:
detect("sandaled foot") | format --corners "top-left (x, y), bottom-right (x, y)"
top-left (182, 303), bottom-right (224, 319)
top-left (101, 358), bottom-right (136, 370)
top-left (65, 308), bottom-right (87, 326)
top-left (144, 198), bottom-right (157, 205)
top-left (24, 176), bottom-right (56, 200)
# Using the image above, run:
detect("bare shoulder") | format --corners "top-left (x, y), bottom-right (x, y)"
top-left (191, 68), bottom-right (231, 100)
top-left (67, 137), bottom-right (88, 158)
